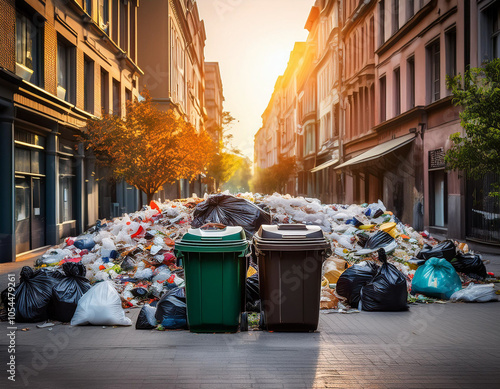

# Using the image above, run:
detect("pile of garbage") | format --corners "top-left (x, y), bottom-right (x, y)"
top-left (3, 192), bottom-right (498, 327)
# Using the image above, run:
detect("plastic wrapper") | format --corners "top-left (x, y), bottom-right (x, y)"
top-left (360, 249), bottom-right (408, 311)
top-left (192, 194), bottom-right (270, 237)
top-left (155, 287), bottom-right (187, 329)
top-left (320, 287), bottom-right (339, 309)
top-left (450, 253), bottom-right (487, 279)
top-left (450, 283), bottom-right (498, 303)
top-left (335, 261), bottom-right (379, 308)
top-left (74, 235), bottom-right (95, 250)
top-left (71, 281), bottom-right (132, 326)
top-left (49, 262), bottom-right (91, 322)
top-left (411, 257), bottom-right (462, 300)
top-left (134, 268), bottom-right (153, 280)
top-left (136, 304), bottom-right (158, 329)
top-left (322, 258), bottom-right (347, 284)
top-left (416, 240), bottom-right (456, 261)
top-left (14, 267), bottom-right (57, 323)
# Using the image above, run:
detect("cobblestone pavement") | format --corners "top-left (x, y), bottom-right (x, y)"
top-left (0, 299), bottom-right (499, 389)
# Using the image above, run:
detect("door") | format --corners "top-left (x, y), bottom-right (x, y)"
top-left (14, 176), bottom-right (45, 254)
top-left (31, 177), bottom-right (45, 249)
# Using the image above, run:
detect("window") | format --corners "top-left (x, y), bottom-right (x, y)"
top-left (57, 38), bottom-right (76, 104)
top-left (84, 56), bottom-right (94, 114)
top-left (430, 170), bottom-right (448, 227)
top-left (120, 1), bottom-right (129, 51)
top-left (125, 88), bottom-right (132, 102)
top-left (492, 4), bottom-right (500, 58)
top-left (99, 0), bottom-right (109, 33)
top-left (15, 11), bottom-right (42, 86)
top-left (379, 0), bottom-right (385, 46)
top-left (59, 157), bottom-right (76, 223)
top-left (426, 39), bottom-right (440, 103)
top-left (304, 124), bottom-right (315, 155)
top-left (369, 17), bottom-right (375, 56)
top-left (445, 28), bottom-right (457, 78)
top-left (392, 0), bottom-right (399, 34)
top-left (129, 3), bottom-right (136, 61)
top-left (407, 0), bottom-right (414, 21)
top-left (407, 56), bottom-right (415, 109)
top-left (379, 75), bottom-right (386, 122)
top-left (100, 68), bottom-right (109, 114)
top-left (112, 79), bottom-right (121, 116)
top-left (394, 67), bottom-right (401, 116)
top-left (85, 0), bottom-right (92, 15)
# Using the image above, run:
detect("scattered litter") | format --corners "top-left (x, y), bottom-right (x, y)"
top-left (0, 192), bottom-right (492, 328)
top-left (36, 322), bottom-right (55, 328)
top-left (450, 283), bottom-right (498, 303)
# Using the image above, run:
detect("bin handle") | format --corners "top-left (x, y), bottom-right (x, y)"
top-left (200, 223), bottom-right (227, 231)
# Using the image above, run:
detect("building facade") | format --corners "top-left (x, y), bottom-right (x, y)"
top-left (138, 0), bottom-right (207, 199)
top-left (204, 61), bottom-right (224, 134)
top-left (254, 0), bottom-right (500, 245)
top-left (0, 0), bottom-right (142, 262)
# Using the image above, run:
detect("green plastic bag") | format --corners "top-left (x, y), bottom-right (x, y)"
top-left (411, 257), bottom-right (462, 299)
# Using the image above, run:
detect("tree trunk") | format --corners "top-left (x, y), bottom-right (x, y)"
top-left (147, 192), bottom-right (154, 205)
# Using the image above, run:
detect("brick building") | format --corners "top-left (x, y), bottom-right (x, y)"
top-left (0, 0), bottom-right (142, 262)
top-left (138, 0), bottom-right (207, 199)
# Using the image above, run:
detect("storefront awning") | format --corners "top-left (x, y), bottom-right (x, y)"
top-left (335, 134), bottom-right (416, 170)
top-left (310, 158), bottom-right (339, 173)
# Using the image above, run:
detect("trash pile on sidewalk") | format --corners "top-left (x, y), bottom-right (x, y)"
top-left (2, 192), bottom-right (498, 327)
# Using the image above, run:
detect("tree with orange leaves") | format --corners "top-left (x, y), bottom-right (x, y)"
top-left (82, 90), bottom-right (214, 204)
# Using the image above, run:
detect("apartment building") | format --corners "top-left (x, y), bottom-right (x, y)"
top-left (0, 0), bottom-right (142, 262)
top-left (204, 61), bottom-right (224, 135)
top-left (138, 0), bottom-right (207, 199)
top-left (254, 0), bottom-right (499, 244)
top-left (299, 0), bottom-right (342, 204)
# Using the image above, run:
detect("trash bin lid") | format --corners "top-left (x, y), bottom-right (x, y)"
top-left (175, 224), bottom-right (249, 253)
top-left (175, 240), bottom-right (249, 253)
top-left (256, 224), bottom-right (324, 240)
top-left (181, 225), bottom-right (246, 242)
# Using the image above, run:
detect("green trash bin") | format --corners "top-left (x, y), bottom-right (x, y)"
top-left (175, 224), bottom-right (249, 333)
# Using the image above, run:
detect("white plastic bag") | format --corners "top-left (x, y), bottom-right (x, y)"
top-left (71, 281), bottom-right (132, 326)
top-left (450, 283), bottom-right (498, 303)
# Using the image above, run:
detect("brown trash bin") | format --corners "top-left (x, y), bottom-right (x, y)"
top-left (253, 224), bottom-right (330, 332)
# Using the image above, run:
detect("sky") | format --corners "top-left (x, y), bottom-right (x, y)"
top-left (197, 0), bottom-right (313, 160)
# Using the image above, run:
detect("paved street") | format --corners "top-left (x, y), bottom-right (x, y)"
top-left (0, 298), bottom-right (499, 389)
top-left (1, 252), bottom-right (499, 389)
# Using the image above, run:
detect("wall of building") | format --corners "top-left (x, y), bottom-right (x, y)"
top-left (0, 0), bottom-right (142, 262)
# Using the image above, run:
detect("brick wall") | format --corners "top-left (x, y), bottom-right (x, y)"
top-left (76, 48), bottom-right (84, 109)
top-left (43, 0), bottom-right (57, 96)
top-left (0, 0), bottom-right (15, 72)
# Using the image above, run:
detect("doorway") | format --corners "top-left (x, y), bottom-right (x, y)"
top-left (15, 176), bottom-right (46, 254)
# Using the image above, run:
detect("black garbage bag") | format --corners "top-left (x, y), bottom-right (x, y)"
top-left (246, 273), bottom-right (260, 312)
top-left (136, 304), bottom-right (157, 329)
top-left (155, 287), bottom-right (187, 329)
top-left (335, 261), bottom-right (379, 308)
top-left (15, 267), bottom-right (57, 323)
top-left (49, 262), bottom-right (91, 322)
top-left (39, 267), bottom-right (66, 281)
top-left (192, 194), bottom-right (271, 237)
top-left (246, 273), bottom-right (259, 304)
top-left (360, 249), bottom-right (408, 311)
top-left (450, 253), bottom-right (487, 279)
top-left (416, 240), bottom-right (456, 261)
